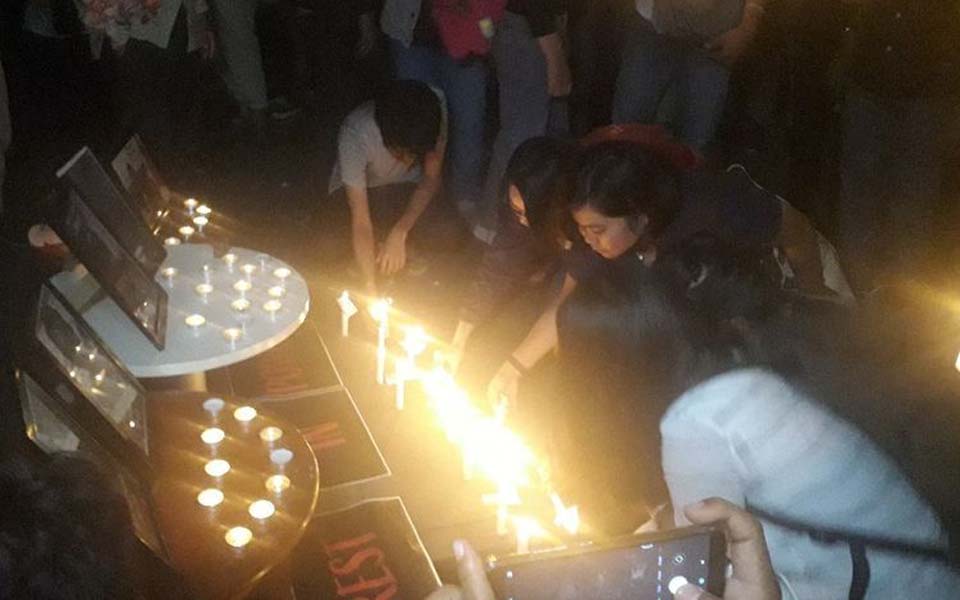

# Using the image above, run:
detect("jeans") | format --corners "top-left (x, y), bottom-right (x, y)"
top-left (613, 15), bottom-right (729, 149)
top-left (481, 12), bottom-right (569, 225)
top-left (390, 38), bottom-right (489, 208)
top-left (840, 87), bottom-right (944, 288)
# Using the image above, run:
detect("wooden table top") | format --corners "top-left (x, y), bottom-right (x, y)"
top-left (147, 392), bottom-right (319, 600)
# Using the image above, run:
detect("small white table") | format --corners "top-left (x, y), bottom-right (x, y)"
top-left (52, 244), bottom-right (311, 378)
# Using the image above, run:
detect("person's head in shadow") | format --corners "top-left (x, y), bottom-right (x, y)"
top-left (375, 80), bottom-right (443, 170)
top-left (0, 454), bottom-right (137, 599)
top-left (498, 136), bottom-right (577, 241)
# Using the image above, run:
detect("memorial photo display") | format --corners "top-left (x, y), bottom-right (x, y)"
top-left (16, 371), bottom-right (166, 558)
top-left (54, 188), bottom-right (168, 349)
top-left (111, 135), bottom-right (170, 236)
top-left (33, 283), bottom-right (150, 455)
top-left (57, 146), bottom-right (167, 274)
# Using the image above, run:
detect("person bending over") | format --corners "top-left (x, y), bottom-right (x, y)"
top-left (328, 80), bottom-right (445, 295)
top-left (488, 138), bottom-right (842, 406)
top-left (554, 245), bottom-right (960, 599)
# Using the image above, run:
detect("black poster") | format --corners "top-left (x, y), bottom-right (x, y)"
top-left (267, 390), bottom-right (389, 488)
top-left (221, 322), bottom-right (340, 400)
top-left (292, 498), bottom-right (440, 600)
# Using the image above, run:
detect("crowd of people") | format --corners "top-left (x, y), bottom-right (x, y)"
top-left (1, 0), bottom-right (959, 598)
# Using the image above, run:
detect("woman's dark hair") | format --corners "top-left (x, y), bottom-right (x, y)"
top-left (570, 141), bottom-right (679, 236)
top-left (374, 80), bottom-right (442, 160)
top-left (0, 454), bottom-right (137, 599)
top-left (500, 137), bottom-right (576, 232)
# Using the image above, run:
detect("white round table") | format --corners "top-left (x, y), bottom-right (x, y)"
top-left (51, 244), bottom-right (310, 378)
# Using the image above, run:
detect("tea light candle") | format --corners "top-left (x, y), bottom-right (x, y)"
top-left (184, 197), bottom-right (198, 214)
top-left (203, 397), bottom-right (225, 415)
top-left (233, 279), bottom-right (252, 297)
top-left (164, 236), bottom-right (181, 246)
top-left (269, 448), bottom-right (294, 467)
top-left (263, 299), bottom-right (282, 321)
top-left (200, 427), bottom-right (225, 445)
top-left (195, 283), bottom-right (213, 302)
top-left (234, 406), bottom-right (257, 422)
top-left (223, 327), bottom-right (242, 348)
top-left (265, 474), bottom-right (291, 494)
top-left (267, 285), bottom-right (285, 298)
top-left (197, 488), bottom-right (224, 508)
top-left (337, 291), bottom-right (358, 337)
top-left (225, 526), bottom-right (253, 549)
top-left (161, 267), bottom-right (177, 286)
top-left (202, 263), bottom-right (211, 283)
top-left (230, 298), bottom-right (251, 314)
top-left (185, 314), bottom-right (206, 334)
top-left (192, 215), bottom-right (209, 233)
top-left (204, 459), bottom-right (231, 477)
top-left (241, 263), bottom-right (257, 281)
top-left (248, 499), bottom-right (276, 520)
top-left (196, 204), bottom-right (212, 217)
top-left (273, 267), bottom-right (291, 285)
top-left (259, 426), bottom-right (283, 443)
top-left (178, 225), bottom-right (195, 241)
top-left (222, 253), bottom-right (238, 272)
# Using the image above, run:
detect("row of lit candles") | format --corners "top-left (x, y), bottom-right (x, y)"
top-left (196, 399), bottom-right (296, 549)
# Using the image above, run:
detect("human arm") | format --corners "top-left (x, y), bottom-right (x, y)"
top-left (376, 141), bottom-right (444, 275)
top-left (776, 201), bottom-right (833, 297)
top-left (486, 272), bottom-right (578, 406)
top-left (705, 0), bottom-right (767, 67)
top-left (538, 32), bottom-right (572, 97)
top-left (345, 184), bottom-right (379, 295)
top-left (424, 540), bottom-right (495, 600)
top-left (675, 498), bottom-right (781, 600)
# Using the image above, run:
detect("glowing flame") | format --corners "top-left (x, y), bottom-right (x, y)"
top-left (550, 492), bottom-right (580, 535)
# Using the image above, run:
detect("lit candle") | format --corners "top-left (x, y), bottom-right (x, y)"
top-left (263, 299), bottom-right (282, 321)
top-left (265, 474), bottom-right (291, 494)
top-left (178, 225), bottom-right (195, 241)
top-left (192, 215), bottom-right (209, 233)
top-left (550, 492), bottom-right (580, 535)
top-left (195, 283), bottom-right (213, 303)
top-left (200, 427), bottom-right (225, 445)
top-left (255, 253), bottom-right (269, 271)
top-left (222, 253), bottom-right (238, 273)
top-left (203, 397), bottom-right (225, 416)
top-left (273, 267), bottom-right (291, 287)
top-left (223, 327), bottom-right (242, 349)
top-left (233, 279), bottom-right (252, 297)
top-left (483, 485), bottom-right (520, 536)
top-left (185, 314), bottom-right (206, 335)
top-left (164, 236), bottom-right (181, 246)
top-left (197, 488), bottom-right (224, 508)
top-left (268, 285), bottom-right (285, 299)
top-left (233, 406), bottom-right (257, 422)
top-left (184, 197), bottom-right (198, 214)
top-left (248, 499), bottom-right (276, 520)
top-left (394, 357), bottom-right (409, 411)
top-left (401, 325), bottom-right (428, 370)
top-left (204, 459), bottom-right (231, 477)
top-left (513, 517), bottom-right (542, 555)
top-left (224, 526), bottom-right (252, 549)
top-left (369, 299), bottom-right (390, 384)
top-left (202, 263), bottom-right (211, 283)
top-left (259, 426), bottom-right (283, 443)
top-left (161, 266), bottom-right (177, 286)
top-left (269, 448), bottom-right (293, 467)
top-left (337, 291), bottom-right (358, 337)
top-left (196, 204), bottom-right (212, 217)
top-left (241, 263), bottom-right (257, 281)
top-left (230, 298), bottom-right (251, 314)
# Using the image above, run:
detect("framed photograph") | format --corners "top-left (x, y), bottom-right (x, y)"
top-left (52, 187), bottom-right (168, 350)
top-left (16, 370), bottom-right (167, 560)
top-left (111, 135), bottom-right (171, 236)
top-left (57, 146), bottom-right (167, 274)
top-left (33, 283), bottom-right (150, 456)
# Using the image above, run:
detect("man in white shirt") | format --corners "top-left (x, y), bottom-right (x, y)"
top-left (328, 80), bottom-right (445, 295)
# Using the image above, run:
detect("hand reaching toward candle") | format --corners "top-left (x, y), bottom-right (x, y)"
top-left (486, 361), bottom-right (522, 410)
top-left (673, 498), bottom-right (780, 600)
top-left (377, 228), bottom-right (408, 275)
top-left (424, 540), bottom-right (496, 600)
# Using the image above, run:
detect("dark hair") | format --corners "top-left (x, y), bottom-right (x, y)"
top-left (570, 141), bottom-right (679, 236)
top-left (0, 454), bottom-right (137, 599)
top-left (374, 80), bottom-right (442, 160)
top-left (500, 137), bottom-right (576, 232)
